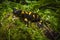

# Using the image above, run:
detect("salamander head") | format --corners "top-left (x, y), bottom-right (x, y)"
top-left (13, 8), bottom-right (22, 16)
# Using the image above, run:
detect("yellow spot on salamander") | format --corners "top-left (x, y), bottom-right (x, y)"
top-left (39, 22), bottom-right (41, 24)
top-left (40, 20), bottom-right (42, 23)
top-left (21, 11), bottom-right (24, 14)
top-left (33, 15), bottom-right (35, 18)
top-left (24, 18), bottom-right (28, 22)
top-left (29, 12), bottom-right (32, 15)
top-left (25, 11), bottom-right (28, 14)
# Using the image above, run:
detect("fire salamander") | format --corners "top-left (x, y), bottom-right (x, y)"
top-left (13, 8), bottom-right (41, 26)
